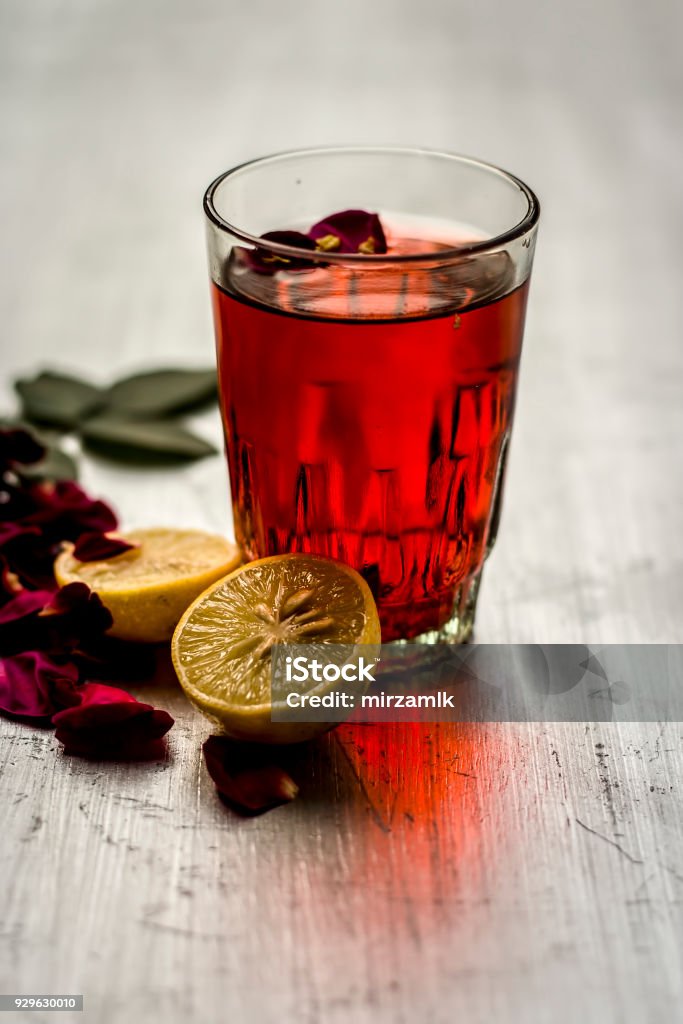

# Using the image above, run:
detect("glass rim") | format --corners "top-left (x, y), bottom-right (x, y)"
top-left (203, 145), bottom-right (540, 265)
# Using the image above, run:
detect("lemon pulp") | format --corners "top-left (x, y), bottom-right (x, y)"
top-left (55, 527), bottom-right (241, 643)
top-left (172, 553), bottom-right (380, 743)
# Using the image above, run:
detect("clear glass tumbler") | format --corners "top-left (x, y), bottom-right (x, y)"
top-left (204, 146), bottom-right (539, 643)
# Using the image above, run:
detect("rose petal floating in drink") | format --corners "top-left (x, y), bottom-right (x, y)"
top-left (245, 230), bottom-right (317, 274)
top-left (240, 211), bottom-right (388, 276)
top-left (308, 209), bottom-right (387, 255)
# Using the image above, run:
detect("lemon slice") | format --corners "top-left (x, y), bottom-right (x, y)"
top-left (171, 553), bottom-right (381, 744)
top-left (55, 527), bottom-right (241, 643)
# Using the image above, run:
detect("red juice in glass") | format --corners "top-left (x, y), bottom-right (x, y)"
top-left (204, 149), bottom-right (539, 642)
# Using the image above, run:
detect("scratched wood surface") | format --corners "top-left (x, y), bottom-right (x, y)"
top-left (1, 1), bottom-right (682, 1022)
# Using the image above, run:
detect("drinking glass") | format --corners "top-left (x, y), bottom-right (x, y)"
top-left (204, 147), bottom-right (539, 643)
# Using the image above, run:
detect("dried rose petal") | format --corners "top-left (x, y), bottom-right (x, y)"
top-left (39, 582), bottom-right (113, 642)
top-left (1, 483), bottom-right (39, 530)
top-left (0, 587), bottom-right (55, 657)
top-left (0, 442), bottom-right (176, 760)
top-left (0, 582), bottom-right (113, 657)
top-left (0, 525), bottom-right (51, 590)
top-left (0, 428), bottom-right (45, 472)
top-left (202, 735), bottom-right (299, 815)
top-left (0, 554), bottom-right (30, 604)
top-left (72, 531), bottom-right (138, 562)
top-left (0, 587), bottom-right (54, 625)
top-left (239, 211), bottom-right (388, 278)
top-left (25, 481), bottom-right (117, 538)
top-left (53, 681), bottom-right (173, 757)
top-left (308, 209), bottom-right (387, 255)
top-left (0, 584), bottom-right (57, 659)
top-left (0, 479), bottom-right (119, 590)
top-left (0, 651), bottom-right (80, 721)
top-left (244, 230), bottom-right (317, 275)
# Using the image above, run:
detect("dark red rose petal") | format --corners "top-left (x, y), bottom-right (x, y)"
top-left (243, 230), bottom-right (317, 275)
top-left (25, 481), bottom-right (117, 537)
top-left (308, 209), bottom-right (387, 255)
top-left (202, 735), bottom-right (299, 815)
top-left (53, 681), bottom-right (173, 757)
top-left (0, 555), bottom-right (23, 604)
top-left (72, 531), bottom-right (138, 562)
top-left (0, 651), bottom-right (80, 721)
top-left (0, 480), bottom-right (119, 590)
top-left (0, 587), bottom-right (54, 625)
top-left (0, 529), bottom-right (56, 591)
top-left (0, 588), bottom-right (55, 657)
top-left (0, 428), bottom-right (45, 472)
top-left (39, 581), bottom-right (113, 639)
top-left (0, 477), bottom-right (43, 524)
top-left (0, 522), bottom-right (41, 547)
top-left (0, 582), bottom-right (112, 658)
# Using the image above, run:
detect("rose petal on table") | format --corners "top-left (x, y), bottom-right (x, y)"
top-left (0, 651), bottom-right (81, 721)
top-left (0, 478), bottom-right (120, 590)
top-left (0, 583), bottom-right (112, 658)
top-left (53, 681), bottom-right (174, 757)
top-left (39, 582), bottom-right (113, 640)
top-left (0, 523), bottom-right (58, 592)
top-left (0, 586), bottom-right (53, 624)
top-left (72, 531), bottom-right (138, 562)
top-left (0, 587), bottom-right (56, 657)
top-left (308, 209), bottom-right (387, 254)
top-left (0, 521), bottom-right (42, 551)
top-left (0, 428), bottom-right (46, 472)
top-left (0, 555), bottom-right (23, 602)
top-left (202, 735), bottom-right (299, 815)
top-left (24, 480), bottom-right (118, 538)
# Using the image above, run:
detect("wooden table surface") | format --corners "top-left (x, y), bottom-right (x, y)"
top-left (1, 2), bottom-right (682, 1022)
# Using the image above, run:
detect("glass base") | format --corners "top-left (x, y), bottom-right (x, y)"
top-left (390, 569), bottom-right (483, 646)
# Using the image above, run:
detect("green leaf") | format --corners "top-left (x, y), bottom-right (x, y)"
top-left (15, 371), bottom-right (104, 429)
top-left (81, 413), bottom-right (217, 464)
top-left (19, 446), bottom-right (79, 481)
top-left (105, 368), bottom-right (218, 418)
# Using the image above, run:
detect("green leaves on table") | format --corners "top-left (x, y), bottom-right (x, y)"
top-left (18, 443), bottom-right (80, 481)
top-left (13, 366), bottom-right (219, 467)
top-left (15, 372), bottom-right (103, 429)
top-left (82, 413), bottom-right (216, 464)
top-left (105, 369), bottom-right (218, 418)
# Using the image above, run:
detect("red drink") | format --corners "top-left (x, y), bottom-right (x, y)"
top-left (212, 228), bottom-right (529, 641)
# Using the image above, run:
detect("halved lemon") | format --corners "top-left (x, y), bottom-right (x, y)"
top-left (171, 553), bottom-right (381, 744)
top-left (55, 527), bottom-right (241, 643)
